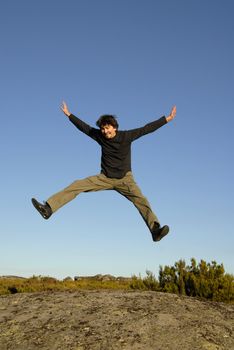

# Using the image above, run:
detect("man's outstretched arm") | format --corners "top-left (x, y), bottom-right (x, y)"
top-left (61, 101), bottom-right (71, 117)
top-left (126, 105), bottom-right (177, 141)
top-left (166, 105), bottom-right (176, 122)
top-left (60, 101), bottom-right (98, 139)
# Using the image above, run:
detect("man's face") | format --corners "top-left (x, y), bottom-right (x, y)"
top-left (100, 124), bottom-right (117, 139)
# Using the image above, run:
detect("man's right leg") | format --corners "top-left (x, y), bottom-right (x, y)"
top-left (32, 174), bottom-right (114, 218)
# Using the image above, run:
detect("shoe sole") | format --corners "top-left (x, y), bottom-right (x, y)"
top-left (153, 225), bottom-right (170, 242)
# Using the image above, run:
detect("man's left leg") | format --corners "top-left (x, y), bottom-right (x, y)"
top-left (115, 172), bottom-right (169, 241)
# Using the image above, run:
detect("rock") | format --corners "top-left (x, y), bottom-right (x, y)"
top-left (99, 274), bottom-right (116, 282)
top-left (0, 290), bottom-right (233, 350)
top-left (7, 287), bottom-right (18, 294)
top-left (63, 277), bottom-right (73, 282)
top-left (74, 274), bottom-right (117, 282)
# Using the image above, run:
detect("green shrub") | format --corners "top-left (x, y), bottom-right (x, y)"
top-left (130, 271), bottom-right (160, 291)
top-left (159, 258), bottom-right (234, 303)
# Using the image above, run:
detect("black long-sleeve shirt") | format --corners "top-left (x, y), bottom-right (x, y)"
top-left (69, 114), bottom-right (167, 179)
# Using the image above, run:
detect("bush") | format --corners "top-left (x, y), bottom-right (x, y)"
top-left (159, 259), bottom-right (234, 303)
top-left (130, 270), bottom-right (160, 291)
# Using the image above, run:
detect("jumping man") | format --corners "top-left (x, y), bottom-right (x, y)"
top-left (32, 102), bottom-right (176, 242)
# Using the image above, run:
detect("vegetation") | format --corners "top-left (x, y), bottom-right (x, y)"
top-left (131, 258), bottom-right (234, 303)
top-left (159, 258), bottom-right (234, 303)
top-left (130, 270), bottom-right (160, 291)
top-left (1, 259), bottom-right (233, 303)
top-left (0, 275), bottom-right (130, 295)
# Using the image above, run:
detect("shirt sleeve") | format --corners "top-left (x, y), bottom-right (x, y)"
top-left (126, 116), bottom-right (167, 141)
top-left (68, 114), bottom-right (99, 140)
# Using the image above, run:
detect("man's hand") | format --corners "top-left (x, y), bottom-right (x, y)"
top-left (61, 101), bottom-right (71, 117)
top-left (166, 105), bottom-right (176, 122)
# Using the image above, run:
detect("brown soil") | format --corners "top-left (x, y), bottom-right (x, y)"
top-left (0, 290), bottom-right (233, 350)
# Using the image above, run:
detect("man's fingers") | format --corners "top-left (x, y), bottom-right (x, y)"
top-left (61, 101), bottom-right (67, 111)
top-left (172, 106), bottom-right (176, 116)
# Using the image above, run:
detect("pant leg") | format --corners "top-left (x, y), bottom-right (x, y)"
top-left (47, 174), bottom-right (114, 213)
top-left (114, 172), bottom-right (159, 232)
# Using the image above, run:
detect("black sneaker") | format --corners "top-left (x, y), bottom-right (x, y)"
top-left (31, 198), bottom-right (52, 220)
top-left (152, 223), bottom-right (169, 242)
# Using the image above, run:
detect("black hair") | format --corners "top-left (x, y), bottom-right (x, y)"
top-left (96, 114), bottom-right (119, 129)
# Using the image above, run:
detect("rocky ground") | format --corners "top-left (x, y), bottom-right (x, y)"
top-left (0, 289), bottom-right (233, 350)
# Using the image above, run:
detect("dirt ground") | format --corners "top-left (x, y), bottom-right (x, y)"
top-left (0, 289), bottom-right (233, 350)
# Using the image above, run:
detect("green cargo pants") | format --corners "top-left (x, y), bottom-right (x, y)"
top-left (47, 171), bottom-right (159, 233)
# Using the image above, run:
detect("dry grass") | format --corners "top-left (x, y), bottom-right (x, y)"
top-left (0, 276), bottom-right (131, 295)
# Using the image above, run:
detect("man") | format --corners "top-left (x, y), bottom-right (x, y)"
top-left (32, 102), bottom-right (176, 242)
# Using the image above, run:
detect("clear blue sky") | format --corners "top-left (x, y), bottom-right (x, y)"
top-left (1, 0), bottom-right (233, 279)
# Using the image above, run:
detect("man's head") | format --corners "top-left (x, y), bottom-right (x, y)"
top-left (96, 114), bottom-right (119, 139)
